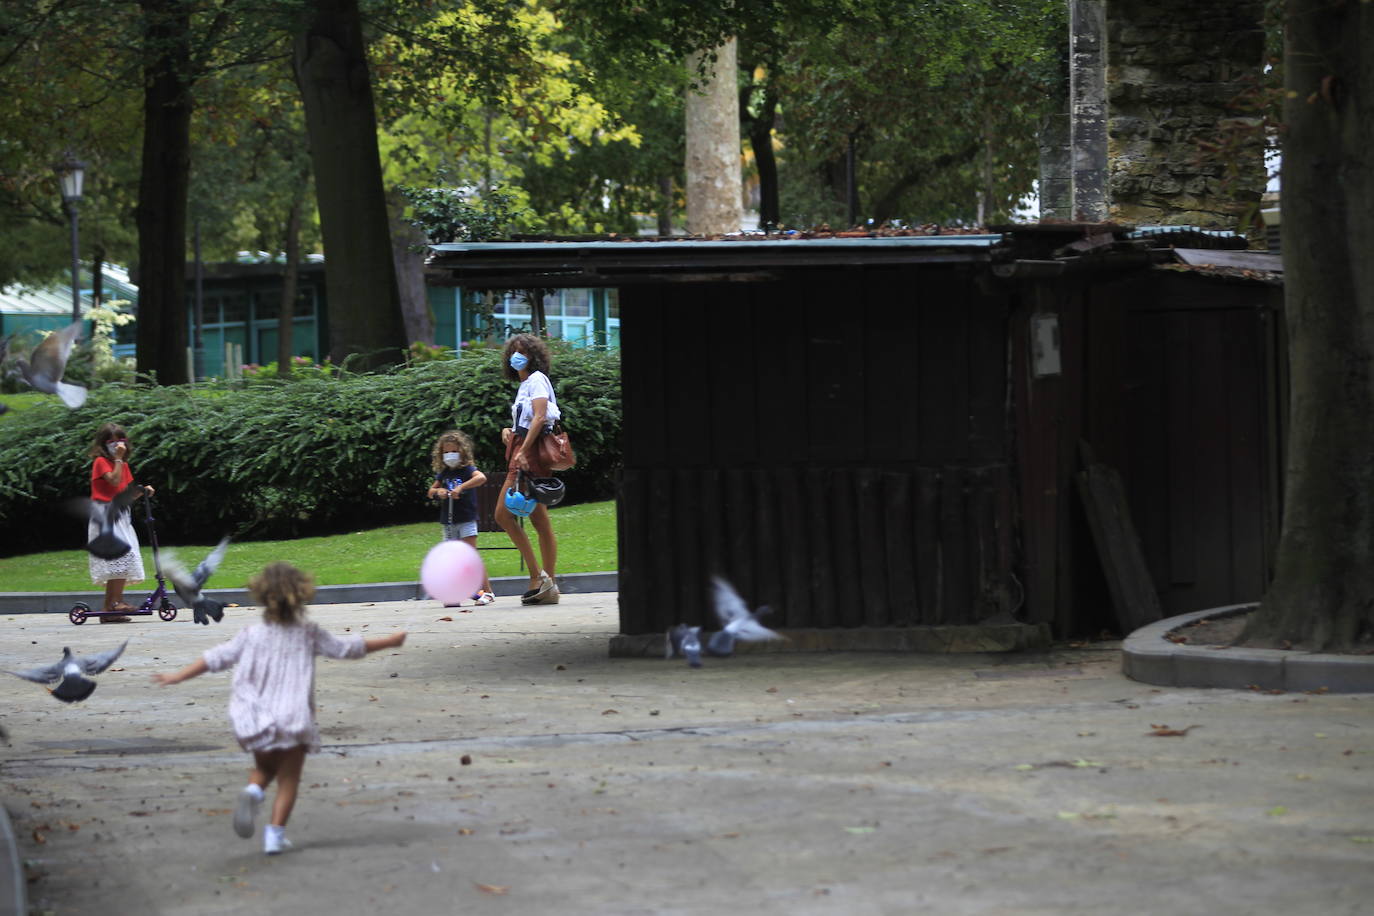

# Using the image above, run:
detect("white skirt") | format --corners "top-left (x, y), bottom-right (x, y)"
top-left (88, 506), bottom-right (145, 585)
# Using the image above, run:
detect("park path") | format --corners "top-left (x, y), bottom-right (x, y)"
top-left (2, 594), bottom-right (1372, 915)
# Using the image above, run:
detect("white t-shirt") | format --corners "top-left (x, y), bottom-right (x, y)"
top-left (511, 370), bottom-right (562, 431)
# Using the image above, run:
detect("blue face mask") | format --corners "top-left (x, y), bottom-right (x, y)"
top-left (509, 351), bottom-right (530, 371)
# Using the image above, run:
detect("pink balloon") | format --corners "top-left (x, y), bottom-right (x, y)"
top-left (420, 540), bottom-right (486, 604)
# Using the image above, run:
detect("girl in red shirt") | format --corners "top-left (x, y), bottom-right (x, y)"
top-left (89, 423), bottom-right (153, 622)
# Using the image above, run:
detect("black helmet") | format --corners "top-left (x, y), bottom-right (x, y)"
top-left (530, 476), bottom-right (565, 506)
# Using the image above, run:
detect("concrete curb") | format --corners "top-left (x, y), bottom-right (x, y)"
top-left (611, 622), bottom-right (1052, 656)
top-left (1122, 603), bottom-right (1374, 692)
top-left (0, 571), bottom-right (618, 616)
top-left (0, 802), bottom-right (24, 916)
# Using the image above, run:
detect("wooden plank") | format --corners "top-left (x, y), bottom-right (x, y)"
top-left (967, 466), bottom-right (1004, 621)
top-left (1076, 446), bottom-right (1165, 633)
top-left (805, 274), bottom-right (865, 465)
top-left (855, 469), bottom-right (890, 626)
top-left (827, 468), bottom-right (864, 627)
top-left (751, 468), bottom-right (789, 616)
top-left (759, 279), bottom-right (811, 467)
top-left (663, 284), bottom-right (709, 470)
top-left (724, 469), bottom-right (757, 603)
top-left (649, 468), bottom-right (682, 627)
top-left (617, 470), bottom-right (651, 633)
top-left (917, 273), bottom-right (970, 464)
top-left (883, 471), bottom-right (919, 626)
top-left (697, 467), bottom-right (727, 595)
top-left (1009, 287), bottom-right (1058, 627)
top-left (618, 288), bottom-right (667, 470)
top-left (967, 288), bottom-right (1009, 463)
top-left (672, 467), bottom-right (706, 626)
top-left (915, 467), bottom-right (942, 624)
top-left (806, 467), bottom-right (837, 627)
top-left (1225, 308), bottom-right (1267, 602)
top-left (706, 284), bottom-right (758, 467)
top-left (863, 270), bottom-right (917, 463)
top-left (773, 467), bottom-right (813, 628)
top-left (1163, 311), bottom-right (1196, 589)
top-left (939, 466), bottom-right (971, 625)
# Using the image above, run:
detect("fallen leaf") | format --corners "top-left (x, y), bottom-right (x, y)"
top-left (475, 883), bottom-right (508, 896)
top-left (1267, 806), bottom-right (1287, 816)
top-left (109, 667), bottom-right (126, 672)
top-left (437, 616), bottom-right (453, 622)
top-left (458, 828), bottom-right (474, 835)
top-left (1013, 764), bottom-right (1034, 771)
top-left (844, 826), bottom-right (876, 834)
top-left (766, 687), bottom-right (779, 693)
top-left (601, 709), bottom-right (619, 715)
top-left (1148, 724), bottom-right (1200, 737)
top-left (460, 754), bottom-right (472, 765)
top-left (555, 664), bottom-right (566, 670)
top-left (1349, 836), bottom-right (1374, 844)
top-left (31, 830), bottom-right (45, 845)
top-left (1056, 812), bottom-right (1080, 820)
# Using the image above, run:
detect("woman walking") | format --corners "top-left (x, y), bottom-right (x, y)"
top-left (496, 334), bottom-right (560, 605)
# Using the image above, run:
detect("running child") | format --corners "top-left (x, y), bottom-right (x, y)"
top-left (426, 429), bottom-right (494, 606)
top-left (152, 562), bottom-right (406, 855)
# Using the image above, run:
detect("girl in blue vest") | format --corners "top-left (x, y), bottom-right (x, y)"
top-left (426, 429), bottom-right (494, 606)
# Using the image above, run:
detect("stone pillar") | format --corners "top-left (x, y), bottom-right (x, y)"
top-left (1038, 113), bottom-right (1073, 220)
top-left (685, 38), bottom-right (743, 236)
top-left (1106, 0), bottom-right (1266, 228)
top-left (1069, 0), bottom-right (1109, 221)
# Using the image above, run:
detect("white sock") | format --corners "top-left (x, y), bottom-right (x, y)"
top-left (244, 784), bottom-right (265, 801)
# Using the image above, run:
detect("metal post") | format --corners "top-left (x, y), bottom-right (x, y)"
top-left (193, 218), bottom-right (204, 379)
top-left (67, 200), bottom-right (81, 323)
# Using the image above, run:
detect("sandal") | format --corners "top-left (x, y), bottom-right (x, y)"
top-left (473, 591), bottom-right (495, 607)
top-left (522, 574), bottom-right (558, 606)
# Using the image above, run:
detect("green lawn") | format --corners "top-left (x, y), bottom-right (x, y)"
top-left (0, 500), bottom-right (616, 592)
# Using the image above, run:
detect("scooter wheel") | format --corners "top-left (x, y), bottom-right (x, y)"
top-left (69, 603), bottom-right (90, 625)
top-left (158, 602), bottom-right (177, 622)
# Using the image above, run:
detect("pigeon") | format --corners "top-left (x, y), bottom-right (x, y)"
top-left (666, 624), bottom-right (703, 668)
top-left (705, 576), bottom-right (782, 657)
top-left (13, 321), bottom-right (87, 408)
top-left (163, 537), bottom-right (230, 625)
top-left (8, 641), bottom-right (128, 703)
top-left (68, 485), bottom-right (143, 560)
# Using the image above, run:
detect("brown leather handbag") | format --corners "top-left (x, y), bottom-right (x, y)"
top-left (537, 421), bottom-right (576, 471)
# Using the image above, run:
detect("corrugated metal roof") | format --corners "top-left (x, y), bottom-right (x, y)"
top-left (0, 265), bottom-right (138, 315)
top-left (431, 235), bottom-right (1002, 255)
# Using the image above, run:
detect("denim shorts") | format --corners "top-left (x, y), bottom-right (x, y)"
top-left (443, 520), bottom-right (478, 540)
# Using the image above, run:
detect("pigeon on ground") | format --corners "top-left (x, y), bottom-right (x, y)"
top-left (69, 485), bottom-right (143, 560)
top-left (7, 641), bottom-right (128, 703)
top-left (666, 624), bottom-right (703, 668)
top-left (705, 576), bottom-right (783, 657)
top-left (13, 321), bottom-right (87, 408)
top-left (163, 537), bottom-right (230, 625)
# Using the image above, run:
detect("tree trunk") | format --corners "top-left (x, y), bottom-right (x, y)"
top-left (134, 0), bottom-right (192, 386)
top-left (745, 82), bottom-right (779, 230)
top-left (1240, 0), bottom-right (1374, 651)
top-left (389, 191), bottom-right (433, 345)
top-left (293, 0), bottom-right (406, 371)
top-left (275, 196), bottom-right (302, 379)
top-left (656, 175), bottom-right (674, 237)
top-left (685, 38), bottom-right (741, 236)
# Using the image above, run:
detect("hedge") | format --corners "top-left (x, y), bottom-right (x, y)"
top-left (0, 348), bottom-right (621, 556)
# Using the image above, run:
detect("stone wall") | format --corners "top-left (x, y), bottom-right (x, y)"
top-left (1105, 0), bottom-right (1266, 228)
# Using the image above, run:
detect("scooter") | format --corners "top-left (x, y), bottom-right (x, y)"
top-left (69, 493), bottom-right (178, 625)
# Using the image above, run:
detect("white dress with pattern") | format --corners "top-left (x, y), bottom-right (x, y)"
top-left (203, 620), bottom-right (366, 753)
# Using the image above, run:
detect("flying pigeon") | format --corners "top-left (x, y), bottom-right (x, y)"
top-left (705, 576), bottom-right (782, 657)
top-left (666, 624), bottom-right (703, 668)
top-left (163, 537), bottom-right (230, 625)
top-left (8, 641), bottom-right (128, 703)
top-left (68, 485), bottom-right (143, 560)
top-left (13, 321), bottom-right (87, 408)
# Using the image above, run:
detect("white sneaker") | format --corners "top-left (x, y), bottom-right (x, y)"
top-left (264, 825), bottom-right (292, 855)
top-left (234, 785), bottom-right (263, 838)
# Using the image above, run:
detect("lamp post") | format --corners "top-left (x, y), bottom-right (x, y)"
top-left (54, 152), bottom-right (86, 324)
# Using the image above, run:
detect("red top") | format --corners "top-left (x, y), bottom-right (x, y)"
top-left (91, 456), bottom-right (133, 503)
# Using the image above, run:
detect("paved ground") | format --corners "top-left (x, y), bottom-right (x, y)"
top-left (2, 594), bottom-right (1373, 915)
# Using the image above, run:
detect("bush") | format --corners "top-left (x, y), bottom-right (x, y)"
top-left (0, 348), bottom-right (620, 555)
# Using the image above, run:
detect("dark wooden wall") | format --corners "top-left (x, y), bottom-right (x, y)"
top-left (616, 265), bottom-right (1017, 635)
top-left (1012, 268), bottom-right (1286, 635)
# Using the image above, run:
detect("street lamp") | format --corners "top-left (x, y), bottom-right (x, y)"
top-left (54, 152), bottom-right (86, 324)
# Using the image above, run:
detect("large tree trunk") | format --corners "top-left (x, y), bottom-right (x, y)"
top-left (1241, 0), bottom-right (1374, 651)
top-left (389, 190), bottom-right (433, 345)
top-left (134, 0), bottom-right (192, 386)
top-left (293, 0), bottom-right (406, 371)
top-left (275, 196), bottom-right (302, 378)
top-left (743, 79), bottom-right (779, 230)
top-left (685, 38), bottom-right (741, 236)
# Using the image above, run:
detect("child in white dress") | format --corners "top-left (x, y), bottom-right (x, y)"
top-left (154, 562), bottom-right (405, 854)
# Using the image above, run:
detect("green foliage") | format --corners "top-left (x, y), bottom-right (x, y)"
top-left (407, 340), bottom-right (457, 363)
top-left (239, 355), bottom-right (337, 382)
top-left (397, 181), bottom-right (538, 243)
top-left (0, 347), bottom-right (621, 555)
